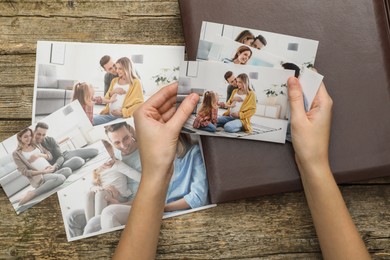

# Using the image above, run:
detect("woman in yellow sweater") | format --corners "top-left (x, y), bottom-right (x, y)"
top-left (93, 57), bottom-right (144, 126)
top-left (216, 73), bottom-right (256, 133)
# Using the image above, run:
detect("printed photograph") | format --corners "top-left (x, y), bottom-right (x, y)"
top-left (178, 61), bottom-right (296, 143)
top-left (32, 41), bottom-right (185, 125)
top-left (58, 119), bottom-right (215, 241)
top-left (198, 36), bottom-right (287, 68)
top-left (0, 101), bottom-right (109, 214)
top-left (198, 21), bottom-right (319, 68)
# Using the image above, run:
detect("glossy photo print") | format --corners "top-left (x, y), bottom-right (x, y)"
top-left (0, 101), bottom-right (109, 214)
top-left (198, 21), bottom-right (319, 68)
top-left (177, 61), bottom-right (297, 143)
top-left (58, 119), bottom-right (216, 241)
top-left (32, 41), bottom-right (185, 126)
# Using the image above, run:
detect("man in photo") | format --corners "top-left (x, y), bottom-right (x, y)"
top-left (251, 34), bottom-right (267, 50)
top-left (100, 55), bottom-right (118, 96)
top-left (218, 71), bottom-right (238, 109)
top-left (34, 122), bottom-right (99, 172)
top-left (65, 122), bottom-right (141, 238)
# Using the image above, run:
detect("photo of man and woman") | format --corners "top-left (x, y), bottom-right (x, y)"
top-left (197, 21), bottom-right (319, 68)
top-left (0, 101), bottom-right (109, 214)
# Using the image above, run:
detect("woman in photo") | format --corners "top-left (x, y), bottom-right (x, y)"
top-left (217, 73), bottom-right (256, 133)
top-left (223, 45), bottom-right (253, 65)
top-left (93, 57), bottom-right (144, 126)
top-left (192, 91), bottom-right (219, 133)
top-left (235, 30), bottom-right (255, 46)
top-left (12, 128), bottom-right (71, 205)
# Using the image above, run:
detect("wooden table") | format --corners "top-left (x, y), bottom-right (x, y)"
top-left (0, 1), bottom-right (389, 259)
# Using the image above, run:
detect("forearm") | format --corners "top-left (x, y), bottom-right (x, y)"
top-left (53, 156), bottom-right (64, 170)
top-left (298, 161), bottom-right (370, 260)
top-left (113, 168), bottom-right (173, 260)
top-left (164, 198), bottom-right (190, 212)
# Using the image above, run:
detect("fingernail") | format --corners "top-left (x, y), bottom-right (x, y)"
top-left (190, 93), bottom-right (199, 103)
top-left (288, 77), bottom-right (298, 88)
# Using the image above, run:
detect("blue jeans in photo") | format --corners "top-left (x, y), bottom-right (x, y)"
top-left (217, 116), bottom-right (243, 133)
top-left (93, 114), bottom-right (119, 126)
top-left (198, 123), bottom-right (217, 133)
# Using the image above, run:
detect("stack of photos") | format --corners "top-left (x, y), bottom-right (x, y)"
top-left (0, 41), bottom-right (216, 241)
top-left (178, 21), bottom-right (323, 142)
top-left (0, 22), bottom-right (325, 241)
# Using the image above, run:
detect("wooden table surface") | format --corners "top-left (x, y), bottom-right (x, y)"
top-left (0, 1), bottom-right (389, 259)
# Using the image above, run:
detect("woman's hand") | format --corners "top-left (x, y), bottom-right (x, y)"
top-left (287, 77), bottom-right (333, 170)
top-left (230, 112), bottom-right (239, 118)
top-left (113, 82), bottom-right (199, 260)
top-left (111, 109), bottom-right (123, 117)
top-left (134, 82), bottom-right (199, 179)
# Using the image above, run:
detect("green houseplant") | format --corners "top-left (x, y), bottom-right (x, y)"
top-left (151, 66), bottom-right (179, 86)
top-left (264, 83), bottom-right (287, 105)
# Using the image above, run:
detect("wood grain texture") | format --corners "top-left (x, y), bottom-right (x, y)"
top-left (0, 0), bottom-right (389, 259)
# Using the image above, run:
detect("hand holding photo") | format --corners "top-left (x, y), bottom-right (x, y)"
top-left (58, 119), bottom-right (215, 241)
top-left (178, 61), bottom-right (297, 143)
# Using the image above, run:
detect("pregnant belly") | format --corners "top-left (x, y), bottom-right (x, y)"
top-left (31, 158), bottom-right (51, 171)
top-left (109, 94), bottom-right (126, 112)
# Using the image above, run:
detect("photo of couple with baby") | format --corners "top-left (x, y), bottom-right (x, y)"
top-left (61, 121), bottom-right (210, 241)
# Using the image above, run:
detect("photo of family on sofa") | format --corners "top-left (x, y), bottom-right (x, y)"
top-left (0, 101), bottom-right (109, 214)
top-left (33, 41), bottom-right (185, 126)
top-left (57, 120), bottom-right (212, 241)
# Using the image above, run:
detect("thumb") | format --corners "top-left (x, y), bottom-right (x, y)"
top-left (168, 93), bottom-right (199, 132)
top-left (287, 77), bottom-right (306, 121)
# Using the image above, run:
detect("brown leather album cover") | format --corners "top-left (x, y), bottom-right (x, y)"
top-left (179, 0), bottom-right (390, 203)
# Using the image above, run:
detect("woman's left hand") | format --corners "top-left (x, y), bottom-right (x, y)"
top-left (111, 109), bottom-right (123, 117)
top-left (231, 112), bottom-right (239, 118)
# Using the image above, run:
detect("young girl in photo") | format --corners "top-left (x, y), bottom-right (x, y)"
top-left (192, 91), bottom-right (219, 133)
top-left (72, 82), bottom-right (116, 124)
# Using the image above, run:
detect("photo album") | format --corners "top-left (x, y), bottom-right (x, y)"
top-left (0, 18), bottom-right (324, 240)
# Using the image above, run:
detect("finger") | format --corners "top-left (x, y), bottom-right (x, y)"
top-left (310, 81), bottom-right (333, 111)
top-left (157, 94), bottom-right (177, 115)
top-left (145, 82), bottom-right (178, 109)
top-left (287, 77), bottom-right (306, 121)
top-left (161, 105), bottom-right (177, 123)
top-left (167, 93), bottom-right (199, 132)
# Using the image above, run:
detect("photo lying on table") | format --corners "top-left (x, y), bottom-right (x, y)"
top-left (58, 119), bottom-right (216, 241)
top-left (198, 21), bottom-right (319, 68)
top-left (32, 40), bottom-right (185, 126)
top-left (0, 101), bottom-right (109, 214)
top-left (178, 61), bottom-right (296, 143)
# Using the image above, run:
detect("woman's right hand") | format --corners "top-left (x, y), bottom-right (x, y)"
top-left (287, 77), bottom-right (333, 170)
top-left (134, 82), bottom-right (199, 180)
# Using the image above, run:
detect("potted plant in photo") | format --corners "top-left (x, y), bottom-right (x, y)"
top-left (264, 83), bottom-right (287, 105)
top-left (151, 66), bottom-right (179, 87)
